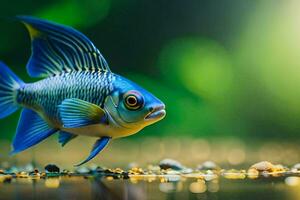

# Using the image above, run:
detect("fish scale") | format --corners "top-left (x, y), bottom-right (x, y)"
top-left (17, 71), bottom-right (116, 126)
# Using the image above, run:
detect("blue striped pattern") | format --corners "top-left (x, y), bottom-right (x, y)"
top-left (17, 16), bottom-right (110, 78)
top-left (59, 98), bottom-right (105, 128)
top-left (11, 108), bottom-right (57, 154)
top-left (0, 62), bottom-right (24, 119)
top-left (17, 71), bottom-right (116, 127)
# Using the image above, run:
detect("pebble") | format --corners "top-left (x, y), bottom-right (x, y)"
top-left (249, 161), bottom-right (274, 172)
top-left (159, 159), bottom-right (184, 170)
top-left (61, 169), bottom-right (71, 175)
top-left (45, 164), bottom-right (60, 173)
top-left (17, 171), bottom-right (29, 178)
top-left (94, 166), bottom-right (106, 173)
top-left (165, 170), bottom-right (181, 175)
top-left (180, 168), bottom-right (193, 174)
top-left (204, 170), bottom-right (218, 181)
top-left (248, 161), bottom-right (288, 177)
top-left (128, 167), bottom-right (144, 175)
top-left (2, 161), bottom-right (300, 183)
top-left (197, 161), bottom-right (220, 171)
top-left (222, 169), bottom-right (246, 179)
top-left (247, 168), bottom-right (259, 179)
top-left (272, 164), bottom-right (288, 177)
top-left (147, 165), bottom-right (161, 172)
top-left (114, 168), bottom-right (124, 174)
top-left (29, 169), bottom-right (40, 177)
top-left (75, 166), bottom-right (90, 174)
top-left (291, 163), bottom-right (300, 172)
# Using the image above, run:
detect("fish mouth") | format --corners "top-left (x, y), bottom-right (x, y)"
top-left (145, 105), bottom-right (166, 121)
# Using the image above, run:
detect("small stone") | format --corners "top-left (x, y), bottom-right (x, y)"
top-left (249, 161), bottom-right (274, 172)
top-left (40, 172), bottom-right (46, 178)
top-left (128, 167), bottom-right (144, 175)
top-left (29, 168), bottom-right (40, 177)
top-left (147, 165), bottom-right (161, 172)
top-left (75, 166), bottom-right (90, 174)
top-left (92, 166), bottom-right (106, 173)
top-left (272, 164), bottom-right (288, 177)
top-left (159, 159), bottom-right (184, 170)
top-left (122, 172), bottom-right (130, 179)
top-left (29, 173), bottom-right (40, 179)
top-left (204, 170), bottom-right (218, 181)
top-left (61, 169), bottom-right (71, 175)
top-left (273, 164), bottom-right (287, 171)
top-left (166, 170), bottom-right (181, 175)
top-left (113, 168), bottom-right (124, 174)
top-left (247, 168), bottom-right (259, 179)
top-left (197, 161), bottom-right (220, 171)
top-left (104, 168), bottom-right (114, 174)
top-left (17, 171), bottom-right (29, 178)
top-left (291, 163), bottom-right (300, 172)
top-left (181, 168), bottom-right (193, 174)
top-left (222, 169), bottom-right (246, 179)
top-left (44, 164), bottom-right (60, 173)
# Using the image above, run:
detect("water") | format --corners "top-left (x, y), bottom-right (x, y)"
top-left (0, 174), bottom-right (299, 200)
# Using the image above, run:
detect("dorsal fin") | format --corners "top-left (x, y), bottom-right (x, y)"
top-left (17, 16), bottom-right (110, 78)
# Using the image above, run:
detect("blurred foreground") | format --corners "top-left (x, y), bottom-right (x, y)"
top-left (1, 158), bottom-right (300, 200)
top-left (1, 137), bottom-right (300, 199)
top-left (1, 176), bottom-right (300, 200)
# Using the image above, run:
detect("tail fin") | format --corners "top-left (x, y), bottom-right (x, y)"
top-left (0, 61), bottom-right (24, 119)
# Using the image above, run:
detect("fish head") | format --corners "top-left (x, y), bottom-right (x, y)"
top-left (104, 76), bottom-right (166, 131)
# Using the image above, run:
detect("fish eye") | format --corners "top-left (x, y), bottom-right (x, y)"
top-left (124, 91), bottom-right (144, 110)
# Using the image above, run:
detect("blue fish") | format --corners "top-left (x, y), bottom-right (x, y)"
top-left (0, 16), bottom-right (166, 166)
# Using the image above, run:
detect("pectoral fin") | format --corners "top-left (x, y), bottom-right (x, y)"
top-left (59, 98), bottom-right (106, 128)
top-left (74, 137), bottom-right (111, 166)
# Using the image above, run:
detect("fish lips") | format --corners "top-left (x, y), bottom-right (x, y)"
top-left (145, 105), bottom-right (166, 121)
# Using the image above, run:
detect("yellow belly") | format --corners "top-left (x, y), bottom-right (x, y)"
top-left (61, 123), bottom-right (141, 139)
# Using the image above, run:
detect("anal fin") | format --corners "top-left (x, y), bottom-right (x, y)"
top-left (11, 109), bottom-right (57, 154)
top-left (74, 137), bottom-right (111, 166)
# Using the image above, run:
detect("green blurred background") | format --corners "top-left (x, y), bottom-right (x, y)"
top-left (1, 0), bottom-right (300, 167)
